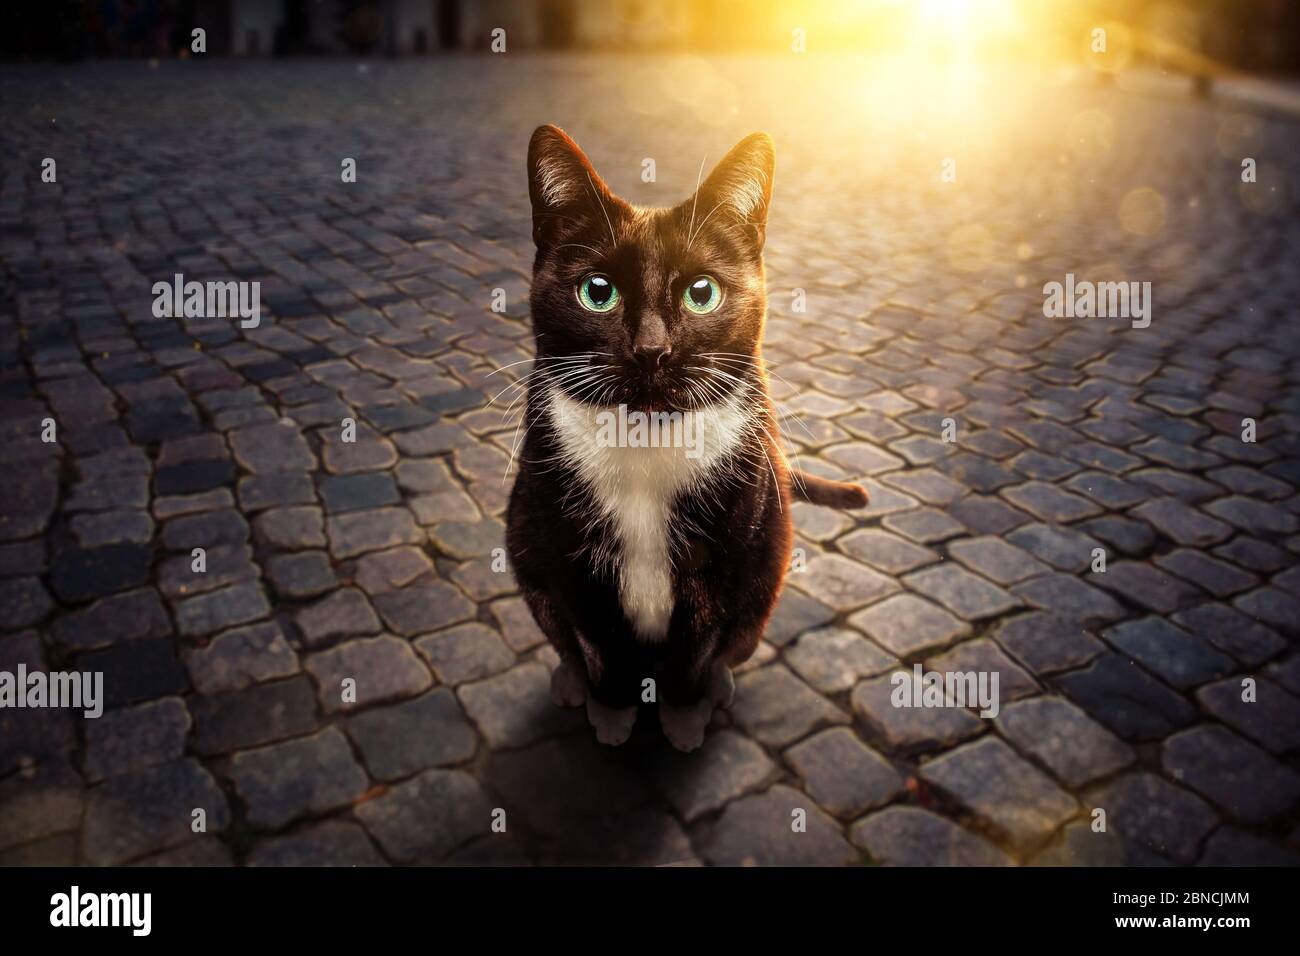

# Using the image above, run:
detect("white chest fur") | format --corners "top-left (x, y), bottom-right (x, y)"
top-left (545, 388), bottom-right (750, 641)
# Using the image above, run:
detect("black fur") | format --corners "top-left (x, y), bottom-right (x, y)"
top-left (507, 125), bottom-right (866, 712)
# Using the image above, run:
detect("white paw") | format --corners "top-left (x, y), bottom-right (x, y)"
top-left (708, 662), bottom-right (735, 708)
top-left (550, 658), bottom-right (588, 708)
top-left (586, 697), bottom-right (637, 746)
top-left (659, 698), bottom-right (714, 753)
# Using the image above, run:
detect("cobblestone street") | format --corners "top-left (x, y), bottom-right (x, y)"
top-left (1, 54), bottom-right (1299, 866)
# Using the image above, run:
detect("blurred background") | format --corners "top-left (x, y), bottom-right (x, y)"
top-left (4, 0), bottom-right (1300, 76)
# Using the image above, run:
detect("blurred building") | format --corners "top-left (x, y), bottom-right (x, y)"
top-left (4, 0), bottom-right (1299, 73)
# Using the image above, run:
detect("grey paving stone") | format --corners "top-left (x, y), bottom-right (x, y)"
top-left (785, 626), bottom-right (898, 693)
top-left (489, 596), bottom-right (547, 652)
top-left (920, 736), bottom-right (1077, 849)
top-left (354, 546), bottom-right (434, 595)
top-left (655, 729), bottom-right (778, 822)
top-left (457, 662), bottom-right (581, 749)
top-left (1102, 617), bottom-right (1235, 690)
top-left (326, 507), bottom-right (422, 558)
top-left (1056, 654), bottom-right (1196, 741)
top-left (1171, 602), bottom-right (1287, 666)
top-left (355, 769), bottom-right (492, 863)
top-left (1007, 522), bottom-right (1102, 572)
top-left (949, 535), bottom-right (1050, 585)
top-left (230, 727), bottom-right (370, 830)
top-left (305, 634), bottom-right (433, 713)
top-left (71, 509), bottom-right (155, 547)
top-left (265, 550), bottom-right (338, 599)
top-left (948, 495), bottom-right (1032, 535)
top-left (175, 582), bottom-right (271, 637)
top-left (1001, 481), bottom-right (1101, 524)
top-left (0, 759), bottom-right (83, 851)
top-left (1234, 586), bottom-right (1300, 634)
top-left (1011, 572), bottom-right (1127, 625)
top-left (295, 586), bottom-right (381, 646)
top-left (183, 620), bottom-right (299, 694)
top-left (83, 697), bottom-right (191, 783)
top-left (902, 563), bottom-right (1020, 620)
top-left (992, 612), bottom-right (1106, 673)
top-left (1064, 471), bottom-right (1147, 509)
top-left (850, 806), bottom-right (1011, 866)
top-left (253, 505), bottom-right (326, 549)
top-left (1215, 536), bottom-right (1291, 573)
top-left (790, 553), bottom-right (899, 611)
top-left (850, 672), bottom-right (984, 752)
top-left (411, 622), bottom-right (513, 685)
top-left (371, 580), bottom-right (475, 636)
top-left (158, 543), bottom-right (259, 600)
top-left (785, 727), bottom-right (904, 818)
top-left (1030, 821), bottom-right (1129, 866)
top-left (50, 586), bottom-right (172, 650)
top-left (189, 675), bottom-right (320, 755)
top-left (1199, 828), bottom-right (1300, 866)
top-left (838, 528), bottom-right (939, 575)
top-left (926, 638), bottom-right (1040, 702)
top-left (764, 587), bottom-right (836, 646)
top-left (882, 507), bottom-right (967, 544)
top-left (47, 542), bottom-right (153, 602)
top-left (318, 472), bottom-right (400, 514)
top-left (345, 688), bottom-right (478, 780)
top-left (83, 758), bottom-right (230, 865)
top-left (237, 471), bottom-right (317, 512)
top-left (1079, 515), bottom-right (1156, 555)
top-left (427, 517), bottom-right (506, 561)
top-left (880, 467), bottom-right (968, 506)
top-left (731, 665), bottom-right (849, 747)
top-left (1131, 497), bottom-right (1233, 547)
top-left (161, 508), bottom-right (250, 551)
top-left (229, 422), bottom-right (316, 473)
top-left (248, 821), bottom-right (387, 867)
top-left (1095, 560), bottom-right (1204, 614)
top-left (1086, 771), bottom-right (1217, 862)
top-left (1205, 495), bottom-right (1299, 536)
top-left (996, 696), bottom-right (1134, 788)
top-left (695, 785), bottom-right (859, 866)
top-left (1162, 725), bottom-right (1300, 824)
top-left (1195, 677), bottom-right (1300, 754)
top-left (1154, 548), bottom-right (1258, 597)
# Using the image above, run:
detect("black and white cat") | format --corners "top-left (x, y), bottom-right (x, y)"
top-left (506, 125), bottom-right (867, 751)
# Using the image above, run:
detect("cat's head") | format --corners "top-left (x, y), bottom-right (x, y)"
top-left (526, 124), bottom-right (774, 412)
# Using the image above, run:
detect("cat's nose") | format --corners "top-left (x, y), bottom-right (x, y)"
top-left (633, 342), bottom-right (672, 373)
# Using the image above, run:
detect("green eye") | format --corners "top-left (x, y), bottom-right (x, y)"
top-left (682, 276), bottom-right (722, 315)
top-left (577, 274), bottom-right (620, 313)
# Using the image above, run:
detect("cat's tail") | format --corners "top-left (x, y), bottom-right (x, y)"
top-left (790, 470), bottom-right (870, 509)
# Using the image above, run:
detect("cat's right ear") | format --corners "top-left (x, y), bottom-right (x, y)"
top-left (527, 125), bottom-right (620, 249)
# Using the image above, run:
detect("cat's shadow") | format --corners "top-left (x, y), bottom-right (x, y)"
top-left (478, 700), bottom-right (734, 865)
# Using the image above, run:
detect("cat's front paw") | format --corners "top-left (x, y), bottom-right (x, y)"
top-left (659, 699), bottom-right (713, 753)
top-left (550, 658), bottom-right (588, 708)
top-left (586, 697), bottom-right (637, 746)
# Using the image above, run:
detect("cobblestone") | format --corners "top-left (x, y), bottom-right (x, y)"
top-left (3, 54), bottom-right (1297, 867)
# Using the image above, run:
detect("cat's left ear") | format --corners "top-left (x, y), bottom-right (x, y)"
top-left (689, 132), bottom-right (775, 253)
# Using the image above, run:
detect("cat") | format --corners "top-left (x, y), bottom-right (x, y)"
top-left (506, 124), bottom-right (868, 752)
